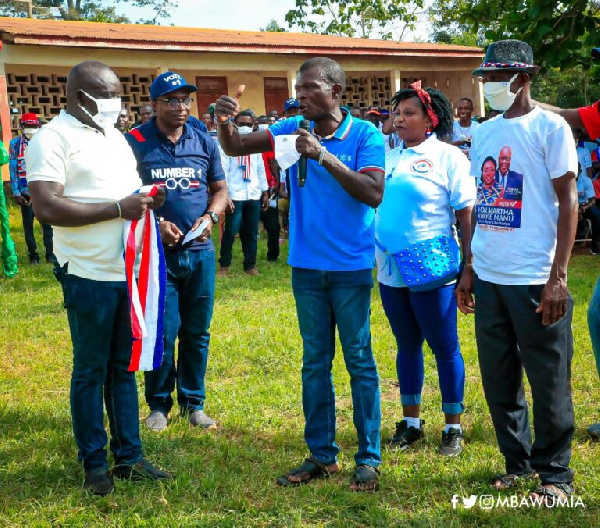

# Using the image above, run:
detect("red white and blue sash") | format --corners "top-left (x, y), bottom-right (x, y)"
top-left (123, 185), bottom-right (166, 371)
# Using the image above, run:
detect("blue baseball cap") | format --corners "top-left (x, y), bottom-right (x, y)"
top-left (592, 48), bottom-right (600, 59)
top-left (150, 71), bottom-right (197, 100)
top-left (284, 98), bottom-right (300, 111)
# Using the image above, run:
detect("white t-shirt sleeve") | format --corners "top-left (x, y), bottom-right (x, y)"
top-left (451, 121), bottom-right (460, 142)
top-left (545, 123), bottom-right (578, 179)
top-left (218, 147), bottom-right (232, 183)
top-left (447, 148), bottom-right (477, 210)
top-left (25, 128), bottom-right (68, 185)
top-left (257, 153), bottom-right (269, 192)
top-left (469, 128), bottom-right (482, 179)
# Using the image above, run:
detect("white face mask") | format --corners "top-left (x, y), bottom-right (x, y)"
top-left (257, 123), bottom-right (269, 131)
top-left (484, 74), bottom-right (522, 112)
top-left (23, 128), bottom-right (39, 139)
top-left (237, 125), bottom-right (253, 135)
top-left (78, 90), bottom-right (122, 130)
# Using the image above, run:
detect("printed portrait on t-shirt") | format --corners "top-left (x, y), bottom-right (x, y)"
top-left (476, 145), bottom-right (523, 230)
top-left (476, 156), bottom-right (503, 206)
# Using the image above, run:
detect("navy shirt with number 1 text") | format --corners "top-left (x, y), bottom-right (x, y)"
top-left (125, 117), bottom-right (225, 250)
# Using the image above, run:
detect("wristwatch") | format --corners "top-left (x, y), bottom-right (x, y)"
top-left (206, 211), bottom-right (219, 224)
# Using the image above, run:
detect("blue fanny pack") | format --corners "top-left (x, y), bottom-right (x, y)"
top-left (376, 235), bottom-right (461, 292)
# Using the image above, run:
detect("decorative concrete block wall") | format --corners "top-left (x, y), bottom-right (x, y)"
top-left (6, 70), bottom-right (156, 134)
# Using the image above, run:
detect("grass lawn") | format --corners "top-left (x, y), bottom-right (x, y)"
top-left (1, 206), bottom-right (599, 526)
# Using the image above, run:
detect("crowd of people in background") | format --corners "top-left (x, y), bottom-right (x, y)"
top-left (7, 38), bottom-right (600, 506)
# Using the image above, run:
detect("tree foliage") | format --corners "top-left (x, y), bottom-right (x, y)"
top-left (0, 0), bottom-right (177, 24)
top-left (532, 65), bottom-right (600, 108)
top-left (284, 0), bottom-right (425, 40)
top-left (432, 0), bottom-right (599, 71)
top-left (260, 19), bottom-right (287, 32)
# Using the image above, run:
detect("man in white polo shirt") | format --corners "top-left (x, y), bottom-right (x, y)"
top-left (26, 61), bottom-right (172, 496)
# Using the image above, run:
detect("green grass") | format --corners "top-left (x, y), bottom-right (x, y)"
top-left (1, 205), bottom-right (599, 526)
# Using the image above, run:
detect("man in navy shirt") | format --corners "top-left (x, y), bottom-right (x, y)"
top-left (126, 72), bottom-right (228, 432)
top-left (216, 57), bottom-right (385, 491)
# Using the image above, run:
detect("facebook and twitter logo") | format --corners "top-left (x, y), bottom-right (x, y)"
top-left (451, 495), bottom-right (477, 509)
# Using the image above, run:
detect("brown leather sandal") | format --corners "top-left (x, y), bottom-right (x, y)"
top-left (276, 457), bottom-right (338, 487)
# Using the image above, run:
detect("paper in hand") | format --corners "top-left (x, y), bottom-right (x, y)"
top-left (182, 219), bottom-right (209, 245)
top-left (274, 135), bottom-right (301, 171)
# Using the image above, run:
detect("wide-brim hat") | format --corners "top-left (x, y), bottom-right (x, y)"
top-left (472, 40), bottom-right (541, 76)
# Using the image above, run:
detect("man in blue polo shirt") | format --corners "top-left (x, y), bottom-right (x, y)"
top-left (126, 71), bottom-right (228, 432)
top-left (216, 57), bottom-right (385, 492)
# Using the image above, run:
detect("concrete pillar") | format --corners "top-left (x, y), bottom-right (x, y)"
top-left (287, 69), bottom-right (296, 98)
top-left (390, 69), bottom-right (401, 96)
top-left (476, 77), bottom-right (485, 117)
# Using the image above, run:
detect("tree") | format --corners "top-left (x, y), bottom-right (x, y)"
top-left (532, 65), bottom-right (600, 108)
top-left (429, 0), bottom-right (485, 47)
top-left (432, 0), bottom-right (599, 71)
top-left (260, 18), bottom-right (287, 32)
top-left (0, 0), bottom-right (177, 24)
top-left (284, 0), bottom-right (425, 41)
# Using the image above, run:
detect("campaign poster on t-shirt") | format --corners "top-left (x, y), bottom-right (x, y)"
top-left (476, 146), bottom-right (523, 231)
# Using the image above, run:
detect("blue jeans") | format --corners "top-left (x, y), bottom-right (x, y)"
top-left (59, 271), bottom-right (143, 471)
top-left (291, 267), bottom-right (381, 468)
top-left (379, 283), bottom-right (465, 414)
top-left (587, 276), bottom-right (600, 378)
top-left (219, 199), bottom-right (261, 271)
top-left (145, 248), bottom-right (215, 414)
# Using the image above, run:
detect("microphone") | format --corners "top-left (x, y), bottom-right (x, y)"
top-left (298, 119), bottom-right (310, 187)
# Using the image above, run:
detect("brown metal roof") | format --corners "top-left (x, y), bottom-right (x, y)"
top-left (0, 17), bottom-right (482, 57)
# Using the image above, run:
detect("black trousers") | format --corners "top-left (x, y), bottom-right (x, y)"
top-left (583, 205), bottom-right (600, 247)
top-left (20, 203), bottom-right (53, 259)
top-left (260, 207), bottom-right (280, 262)
top-left (474, 276), bottom-right (574, 485)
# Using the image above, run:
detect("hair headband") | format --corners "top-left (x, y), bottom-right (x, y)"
top-left (409, 80), bottom-right (439, 129)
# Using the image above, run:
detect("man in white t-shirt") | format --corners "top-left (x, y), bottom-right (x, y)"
top-left (218, 110), bottom-right (269, 275)
top-left (450, 97), bottom-right (479, 159)
top-left (456, 40), bottom-right (578, 503)
top-left (25, 61), bottom-right (173, 496)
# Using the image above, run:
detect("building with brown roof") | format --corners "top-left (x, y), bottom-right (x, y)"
top-left (0, 17), bottom-right (483, 175)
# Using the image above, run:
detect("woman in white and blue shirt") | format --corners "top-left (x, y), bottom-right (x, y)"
top-left (376, 83), bottom-right (476, 456)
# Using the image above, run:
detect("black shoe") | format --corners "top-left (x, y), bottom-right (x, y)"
top-left (45, 253), bottom-right (57, 264)
top-left (591, 244), bottom-right (600, 255)
top-left (389, 419), bottom-right (424, 449)
top-left (440, 427), bottom-right (464, 456)
top-left (29, 255), bottom-right (40, 265)
top-left (111, 458), bottom-right (175, 481)
top-left (84, 468), bottom-right (114, 496)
